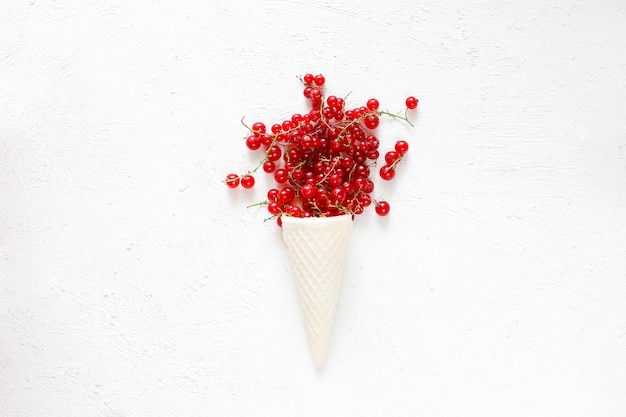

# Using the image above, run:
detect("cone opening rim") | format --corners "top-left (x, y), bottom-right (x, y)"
top-left (280, 214), bottom-right (353, 227)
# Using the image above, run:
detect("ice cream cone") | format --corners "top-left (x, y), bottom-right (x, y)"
top-left (281, 214), bottom-right (353, 367)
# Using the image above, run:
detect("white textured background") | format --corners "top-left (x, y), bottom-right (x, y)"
top-left (2, 1), bottom-right (626, 416)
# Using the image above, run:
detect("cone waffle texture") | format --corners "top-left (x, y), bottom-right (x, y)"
top-left (281, 215), bottom-right (353, 367)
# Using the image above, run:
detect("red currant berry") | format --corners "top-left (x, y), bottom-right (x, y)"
top-left (268, 201), bottom-right (282, 215)
top-left (364, 114), bottom-right (379, 129)
top-left (303, 73), bottom-right (314, 85)
top-left (267, 145), bottom-right (282, 161)
top-left (252, 122), bottom-right (266, 134)
top-left (313, 74), bottom-right (325, 86)
top-left (267, 188), bottom-right (279, 202)
top-left (291, 167), bottom-right (305, 181)
top-left (310, 88), bottom-right (323, 103)
top-left (395, 140), bottom-right (409, 155)
top-left (375, 200), bottom-right (390, 216)
top-left (384, 151), bottom-right (400, 165)
top-left (366, 149), bottom-right (379, 160)
top-left (291, 113), bottom-right (303, 125)
top-left (285, 204), bottom-right (302, 218)
top-left (263, 160), bottom-right (276, 173)
top-left (379, 165), bottom-right (396, 181)
top-left (405, 96), bottom-right (418, 109)
top-left (330, 187), bottom-right (347, 204)
top-left (225, 173), bottom-right (240, 188)
top-left (274, 168), bottom-right (288, 184)
top-left (282, 120), bottom-right (294, 132)
top-left (365, 135), bottom-right (379, 150)
top-left (300, 183), bottom-right (316, 199)
top-left (278, 187), bottom-right (295, 204)
top-left (366, 98), bottom-right (379, 111)
top-left (240, 174), bottom-right (255, 189)
top-left (245, 135), bottom-right (261, 150)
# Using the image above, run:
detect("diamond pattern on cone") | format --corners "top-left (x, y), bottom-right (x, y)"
top-left (281, 215), bottom-right (353, 367)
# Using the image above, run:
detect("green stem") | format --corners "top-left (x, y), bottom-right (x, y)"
top-left (247, 200), bottom-right (269, 209)
top-left (376, 109), bottom-right (414, 127)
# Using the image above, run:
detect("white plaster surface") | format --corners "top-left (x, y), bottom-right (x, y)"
top-left (1, 0), bottom-right (626, 416)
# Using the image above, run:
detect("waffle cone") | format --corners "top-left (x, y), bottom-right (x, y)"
top-left (281, 214), bottom-right (353, 367)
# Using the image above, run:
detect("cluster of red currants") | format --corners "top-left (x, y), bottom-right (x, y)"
top-left (225, 73), bottom-right (418, 225)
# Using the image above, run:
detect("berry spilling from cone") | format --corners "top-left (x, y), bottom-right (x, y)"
top-left (226, 73), bottom-right (419, 225)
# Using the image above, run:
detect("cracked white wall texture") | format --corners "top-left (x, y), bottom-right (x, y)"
top-left (1, 1), bottom-right (626, 416)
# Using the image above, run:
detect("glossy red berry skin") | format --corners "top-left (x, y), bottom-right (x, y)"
top-left (379, 165), bottom-right (396, 181)
top-left (240, 174), bottom-right (255, 189)
top-left (313, 74), bottom-right (325, 86)
top-left (375, 200), bottom-right (390, 216)
top-left (225, 173), bottom-right (240, 188)
top-left (300, 183), bottom-right (316, 199)
top-left (395, 140), bottom-right (409, 155)
top-left (405, 96), bottom-right (418, 109)
top-left (246, 135), bottom-right (261, 150)
top-left (252, 122), bottom-right (266, 134)
top-left (364, 114), bottom-right (379, 130)
top-left (274, 169), bottom-right (288, 184)
top-left (384, 151), bottom-right (400, 165)
top-left (366, 98), bottom-right (379, 111)
top-left (267, 188), bottom-right (279, 202)
top-left (262, 160), bottom-right (276, 173)
top-left (268, 201), bottom-right (281, 215)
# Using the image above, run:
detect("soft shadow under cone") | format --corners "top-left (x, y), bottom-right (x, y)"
top-left (281, 215), bottom-right (353, 367)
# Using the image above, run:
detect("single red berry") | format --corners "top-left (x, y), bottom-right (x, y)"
top-left (366, 98), bottom-right (379, 111)
top-left (330, 187), bottom-right (347, 204)
top-left (291, 113), bottom-right (303, 125)
top-left (375, 200), bottom-right (390, 216)
top-left (303, 73), bottom-right (314, 85)
top-left (379, 165), bottom-right (396, 181)
top-left (395, 140), bottom-right (409, 155)
top-left (278, 187), bottom-right (295, 204)
top-left (365, 135), bottom-right (379, 150)
top-left (384, 150), bottom-right (400, 165)
top-left (313, 74), bottom-right (325, 86)
top-left (300, 183), bottom-right (316, 199)
top-left (262, 160), bottom-right (276, 173)
top-left (259, 134), bottom-right (273, 147)
top-left (364, 114), bottom-right (379, 129)
top-left (267, 188), bottom-right (279, 202)
top-left (252, 122), bottom-right (266, 134)
top-left (268, 201), bottom-right (282, 215)
top-left (240, 174), bottom-right (255, 189)
top-left (405, 96), bottom-right (418, 109)
top-left (366, 150), bottom-right (379, 160)
top-left (245, 135), bottom-right (261, 150)
top-left (225, 173), bottom-right (240, 188)
top-left (267, 145), bottom-right (282, 161)
top-left (282, 120), bottom-right (294, 132)
top-left (274, 168), bottom-right (288, 184)
top-left (310, 88), bottom-right (323, 102)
